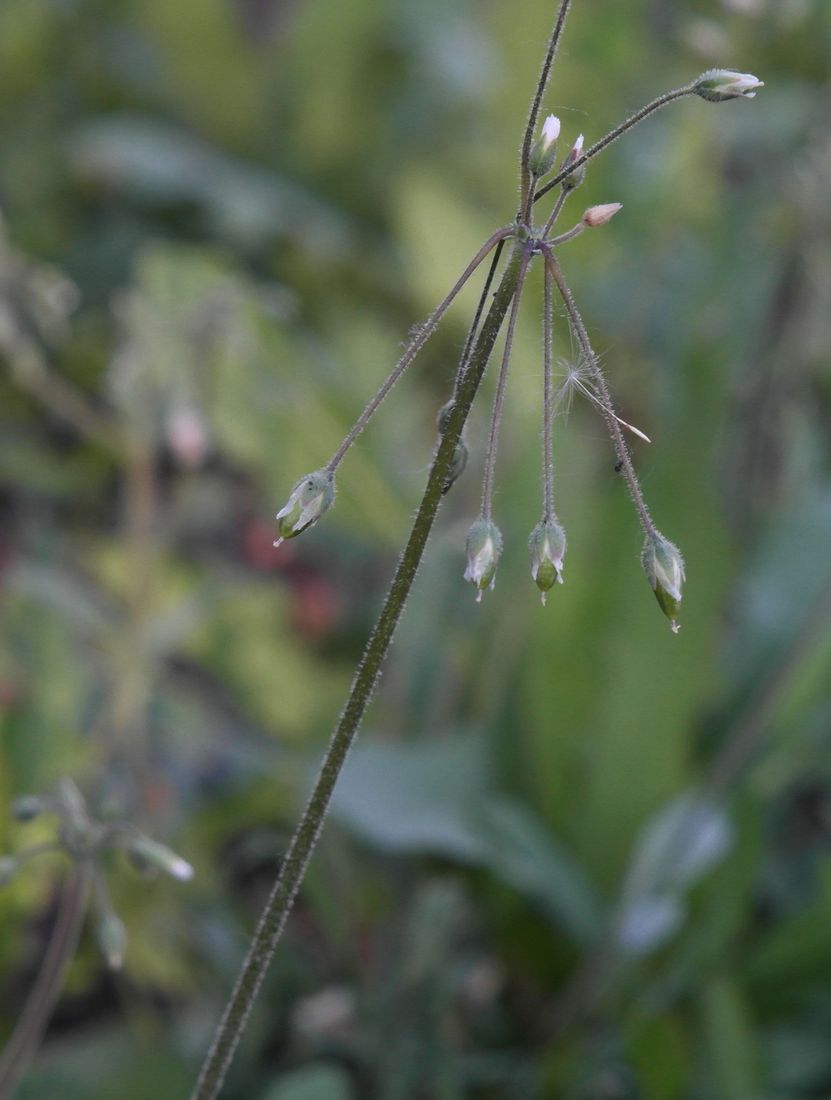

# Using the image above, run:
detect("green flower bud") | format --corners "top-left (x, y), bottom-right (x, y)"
top-left (126, 837), bottom-right (194, 882)
top-left (693, 69), bottom-right (764, 103)
top-left (11, 795), bottom-right (45, 822)
top-left (274, 470), bottom-right (335, 547)
top-left (529, 519), bottom-right (566, 604)
top-left (97, 912), bottom-right (128, 970)
top-left (642, 532), bottom-right (685, 633)
top-left (0, 857), bottom-right (18, 887)
top-left (464, 519), bottom-right (503, 601)
top-left (528, 114), bottom-right (561, 177)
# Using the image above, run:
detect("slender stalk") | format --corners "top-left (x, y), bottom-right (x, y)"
top-left (190, 242), bottom-right (525, 1100)
top-left (547, 221), bottom-right (584, 247)
top-left (519, 0), bottom-right (573, 211)
top-left (542, 261), bottom-right (555, 520)
top-left (540, 187), bottom-right (569, 240)
top-left (326, 226), bottom-right (515, 473)
top-left (0, 864), bottom-right (93, 1097)
top-left (541, 245), bottom-right (654, 536)
top-left (534, 85), bottom-right (695, 204)
top-left (480, 245), bottom-right (533, 522)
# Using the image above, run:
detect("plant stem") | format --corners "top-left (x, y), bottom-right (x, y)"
top-left (548, 221), bottom-right (584, 247)
top-left (519, 0), bottom-right (573, 211)
top-left (542, 261), bottom-right (555, 520)
top-left (481, 244), bottom-right (533, 522)
top-left (540, 187), bottom-right (569, 239)
top-left (326, 226), bottom-right (515, 473)
top-left (534, 85), bottom-right (694, 204)
top-left (0, 864), bottom-right (92, 1097)
top-left (542, 246), bottom-right (654, 536)
top-left (190, 241), bottom-right (526, 1100)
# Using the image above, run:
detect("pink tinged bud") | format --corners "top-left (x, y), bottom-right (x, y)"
top-left (464, 519), bottom-right (503, 602)
top-left (561, 134), bottom-right (587, 191)
top-left (274, 470), bottom-right (335, 547)
top-left (693, 69), bottom-right (764, 102)
top-left (562, 133), bottom-right (584, 168)
top-left (529, 114), bottom-right (562, 177)
top-left (641, 532), bottom-right (685, 633)
top-left (583, 203), bottom-right (623, 228)
top-left (529, 519), bottom-right (566, 605)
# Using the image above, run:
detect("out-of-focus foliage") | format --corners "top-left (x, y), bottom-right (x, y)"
top-left (1, 0), bottom-right (830, 1096)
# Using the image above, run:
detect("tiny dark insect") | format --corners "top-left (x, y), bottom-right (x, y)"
top-left (614, 460), bottom-right (624, 474)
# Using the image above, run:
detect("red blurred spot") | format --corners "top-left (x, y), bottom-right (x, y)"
top-left (290, 575), bottom-right (339, 640)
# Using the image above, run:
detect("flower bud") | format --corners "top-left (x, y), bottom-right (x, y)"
top-left (583, 203), bottom-right (623, 228)
top-left (693, 69), bottom-right (764, 102)
top-left (529, 114), bottom-right (561, 177)
top-left (560, 134), bottom-right (586, 192)
top-left (528, 519), bottom-right (566, 603)
top-left (97, 912), bottom-right (128, 970)
top-left (274, 470), bottom-right (335, 547)
top-left (641, 532), bottom-right (685, 633)
top-left (11, 795), bottom-right (45, 822)
top-left (464, 519), bottom-right (503, 601)
top-left (127, 837), bottom-right (194, 882)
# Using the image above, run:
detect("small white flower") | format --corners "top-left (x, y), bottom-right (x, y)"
top-left (540, 114), bottom-right (561, 148)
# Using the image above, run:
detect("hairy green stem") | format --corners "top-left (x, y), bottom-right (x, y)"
top-left (190, 241), bottom-right (525, 1100)
top-left (453, 239), bottom-right (506, 398)
top-left (519, 0), bottom-right (573, 211)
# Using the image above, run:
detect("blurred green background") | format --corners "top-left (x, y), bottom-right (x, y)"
top-left (1, 0), bottom-right (830, 1097)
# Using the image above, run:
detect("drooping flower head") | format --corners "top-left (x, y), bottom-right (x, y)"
top-left (464, 519), bottom-right (503, 601)
top-left (529, 519), bottom-right (567, 604)
top-left (641, 531), bottom-right (685, 632)
top-left (693, 69), bottom-right (764, 102)
top-left (274, 470), bottom-right (335, 546)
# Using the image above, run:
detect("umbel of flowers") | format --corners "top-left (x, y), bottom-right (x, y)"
top-left (272, 71), bottom-right (762, 634)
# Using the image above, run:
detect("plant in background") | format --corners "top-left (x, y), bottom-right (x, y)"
top-left (191, 2), bottom-right (762, 1096)
top-left (0, 779), bottom-right (193, 1096)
